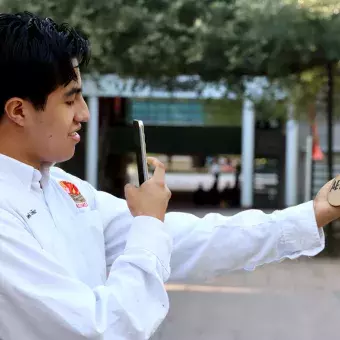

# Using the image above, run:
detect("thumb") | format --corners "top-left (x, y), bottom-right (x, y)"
top-left (124, 183), bottom-right (137, 200)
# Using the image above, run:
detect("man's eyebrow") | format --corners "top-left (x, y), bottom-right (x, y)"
top-left (64, 87), bottom-right (82, 98)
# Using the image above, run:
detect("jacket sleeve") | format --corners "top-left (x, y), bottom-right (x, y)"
top-left (164, 201), bottom-right (324, 281)
top-left (95, 187), bottom-right (324, 283)
top-left (0, 208), bottom-right (172, 340)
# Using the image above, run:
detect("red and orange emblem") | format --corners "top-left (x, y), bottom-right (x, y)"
top-left (59, 181), bottom-right (88, 208)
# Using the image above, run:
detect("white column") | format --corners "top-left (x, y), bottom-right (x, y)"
top-left (86, 96), bottom-right (99, 188)
top-left (304, 135), bottom-right (313, 202)
top-left (285, 104), bottom-right (299, 206)
top-left (241, 97), bottom-right (255, 208)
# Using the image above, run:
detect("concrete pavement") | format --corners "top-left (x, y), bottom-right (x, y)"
top-left (152, 258), bottom-right (340, 340)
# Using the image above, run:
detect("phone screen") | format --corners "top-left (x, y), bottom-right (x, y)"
top-left (133, 120), bottom-right (149, 186)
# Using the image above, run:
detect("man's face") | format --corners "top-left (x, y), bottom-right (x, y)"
top-left (22, 66), bottom-right (90, 166)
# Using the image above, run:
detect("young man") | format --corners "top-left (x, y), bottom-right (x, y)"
top-left (0, 12), bottom-right (337, 340)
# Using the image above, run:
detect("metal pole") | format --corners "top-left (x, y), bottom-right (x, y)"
top-left (327, 63), bottom-right (334, 182)
top-left (241, 97), bottom-right (255, 208)
top-left (86, 96), bottom-right (99, 188)
top-left (304, 136), bottom-right (313, 202)
top-left (327, 62), bottom-right (334, 255)
top-left (285, 103), bottom-right (299, 206)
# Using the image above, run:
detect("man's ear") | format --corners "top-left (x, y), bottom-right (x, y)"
top-left (4, 98), bottom-right (26, 127)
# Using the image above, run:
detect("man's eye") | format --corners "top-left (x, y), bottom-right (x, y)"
top-left (66, 101), bottom-right (75, 106)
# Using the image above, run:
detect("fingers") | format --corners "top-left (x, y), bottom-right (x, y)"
top-left (147, 157), bottom-right (166, 184)
top-left (166, 186), bottom-right (172, 199)
top-left (124, 183), bottom-right (136, 199)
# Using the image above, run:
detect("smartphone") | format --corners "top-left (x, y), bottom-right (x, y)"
top-left (133, 119), bottom-right (149, 186)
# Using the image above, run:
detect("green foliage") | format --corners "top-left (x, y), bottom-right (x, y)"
top-left (203, 98), bottom-right (243, 126)
top-left (3, 0), bottom-right (340, 81)
top-left (3, 0), bottom-right (340, 121)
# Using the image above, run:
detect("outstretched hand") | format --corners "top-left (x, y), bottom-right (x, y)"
top-left (313, 178), bottom-right (340, 228)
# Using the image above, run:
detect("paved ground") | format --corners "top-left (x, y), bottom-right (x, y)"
top-left (151, 208), bottom-right (340, 340)
top-left (152, 258), bottom-right (340, 340)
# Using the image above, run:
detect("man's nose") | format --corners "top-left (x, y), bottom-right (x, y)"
top-left (75, 97), bottom-right (90, 123)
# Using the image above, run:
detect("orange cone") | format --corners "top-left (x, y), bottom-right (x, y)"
top-left (312, 142), bottom-right (324, 161)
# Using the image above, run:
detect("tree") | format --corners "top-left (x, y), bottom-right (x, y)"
top-left (3, 0), bottom-right (340, 83)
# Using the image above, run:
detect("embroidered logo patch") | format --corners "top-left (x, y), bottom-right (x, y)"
top-left (59, 181), bottom-right (88, 208)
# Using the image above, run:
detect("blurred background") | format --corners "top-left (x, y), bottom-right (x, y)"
top-left (2, 0), bottom-right (340, 338)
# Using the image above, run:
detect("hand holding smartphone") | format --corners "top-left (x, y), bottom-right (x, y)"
top-left (126, 120), bottom-right (171, 221)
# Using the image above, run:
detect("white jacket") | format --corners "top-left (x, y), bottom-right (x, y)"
top-left (0, 154), bottom-right (324, 340)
